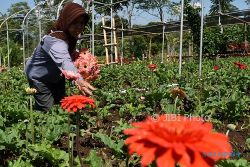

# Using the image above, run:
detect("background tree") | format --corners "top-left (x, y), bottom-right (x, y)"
top-left (5, 2), bottom-right (30, 44)
top-left (34, 0), bottom-right (62, 6)
top-left (135, 0), bottom-right (172, 22)
top-left (209, 0), bottom-right (238, 15)
top-left (92, 0), bottom-right (129, 16)
top-left (7, 2), bottom-right (30, 15)
top-left (182, 0), bottom-right (201, 53)
top-left (124, 0), bottom-right (136, 29)
top-left (0, 2), bottom-right (31, 66)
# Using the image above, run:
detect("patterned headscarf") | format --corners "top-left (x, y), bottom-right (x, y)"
top-left (50, 2), bottom-right (89, 54)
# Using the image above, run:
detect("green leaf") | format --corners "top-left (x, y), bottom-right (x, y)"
top-left (94, 132), bottom-right (124, 154)
top-left (8, 157), bottom-right (32, 167)
top-left (28, 143), bottom-right (69, 167)
top-left (217, 158), bottom-right (250, 167)
top-left (84, 150), bottom-right (104, 167)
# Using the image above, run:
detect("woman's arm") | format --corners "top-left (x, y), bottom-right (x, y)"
top-left (47, 40), bottom-right (96, 95)
top-left (48, 40), bottom-right (80, 76)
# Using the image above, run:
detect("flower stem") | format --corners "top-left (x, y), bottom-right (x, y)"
top-left (68, 114), bottom-right (73, 167)
top-left (174, 96), bottom-right (179, 114)
top-left (151, 71), bottom-right (154, 90)
top-left (76, 112), bottom-right (84, 167)
top-left (30, 96), bottom-right (35, 144)
top-left (71, 135), bottom-right (74, 166)
top-left (25, 123), bottom-right (28, 148)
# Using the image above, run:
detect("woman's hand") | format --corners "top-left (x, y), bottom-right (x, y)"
top-left (75, 80), bottom-right (96, 96)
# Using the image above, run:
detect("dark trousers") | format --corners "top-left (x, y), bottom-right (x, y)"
top-left (28, 78), bottom-right (65, 112)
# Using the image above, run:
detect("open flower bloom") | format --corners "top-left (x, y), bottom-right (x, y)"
top-left (213, 65), bottom-right (219, 71)
top-left (25, 87), bottom-right (37, 94)
top-left (123, 114), bottom-right (232, 167)
top-left (148, 64), bottom-right (157, 72)
top-left (60, 95), bottom-right (95, 112)
top-left (74, 48), bottom-right (100, 82)
top-left (170, 87), bottom-right (186, 99)
top-left (61, 70), bottom-right (81, 80)
top-left (234, 62), bottom-right (247, 70)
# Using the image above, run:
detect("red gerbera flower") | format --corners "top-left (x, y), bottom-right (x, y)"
top-left (123, 114), bottom-right (232, 167)
top-left (148, 64), bottom-right (157, 72)
top-left (60, 95), bottom-right (95, 112)
top-left (213, 65), bottom-right (219, 71)
top-left (234, 62), bottom-right (247, 70)
top-left (239, 64), bottom-right (247, 70)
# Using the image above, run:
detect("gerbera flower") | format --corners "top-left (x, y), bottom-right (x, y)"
top-left (148, 64), bottom-right (157, 72)
top-left (60, 95), bottom-right (96, 112)
top-left (25, 87), bottom-right (37, 94)
top-left (234, 62), bottom-right (247, 70)
top-left (74, 48), bottom-right (100, 82)
top-left (61, 70), bottom-right (81, 80)
top-left (239, 64), bottom-right (247, 70)
top-left (123, 114), bottom-right (232, 167)
top-left (213, 65), bottom-right (219, 71)
top-left (170, 87), bottom-right (186, 99)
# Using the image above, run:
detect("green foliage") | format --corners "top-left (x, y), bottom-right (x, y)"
top-left (93, 0), bottom-right (129, 15)
top-left (184, 0), bottom-right (201, 52)
top-left (35, 110), bottom-right (68, 143)
top-left (94, 132), bottom-right (124, 155)
top-left (84, 150), bottom-right (104, 167)
top-left (217, 158), bottom-right (250, 167)
top-left (7, 2), bottom-right (30, 15)
top-left (0, 0), bottom-right (249, 166)
top-left (0, 57), bottom-right (250, 165)
top-left (114, 119), bottom-right (132, 134)
top-left (8, 157), bottom-right (32, 167)
top-left (203, 26), bottom-right (226, 55)
top-left (135, 0), bottom-right (171, 21)
top-left (0, 127), bottom-right (26, 151)
top-left (203, 25), bottom-right (247, 55)
top-left (0, 40), bottom-right (23, 66)
top-left (223, 25), bottom-right (245, 42)
top-left (209, 0), bottom-right (238, 15)
top-left (130, 35), bottom-right (149, 59)
top-left (119, 103), bottom-right (146, 116)
top-left (27, 143), bottom-right (69, 166)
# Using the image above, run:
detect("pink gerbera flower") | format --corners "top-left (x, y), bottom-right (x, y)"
top-left (74, 48), bottom-right (100, 82)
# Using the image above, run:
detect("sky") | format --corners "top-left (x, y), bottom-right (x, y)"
top-left (0, 0), bottom-right (249, 25)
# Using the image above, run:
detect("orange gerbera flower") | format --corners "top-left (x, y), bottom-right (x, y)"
top-left (123, 114), bottom-right (232, 167)
top-left (60, 95), bottom-right (95, 112)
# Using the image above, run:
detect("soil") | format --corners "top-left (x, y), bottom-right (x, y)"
top-left (215, 117), bottom-right (250, 161)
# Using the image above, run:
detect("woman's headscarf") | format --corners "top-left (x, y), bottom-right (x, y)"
top-left (50, 2), bottom-right (89, 54)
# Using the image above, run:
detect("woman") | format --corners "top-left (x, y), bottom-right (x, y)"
top-left (25, 2), bottom-right (95, 112)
